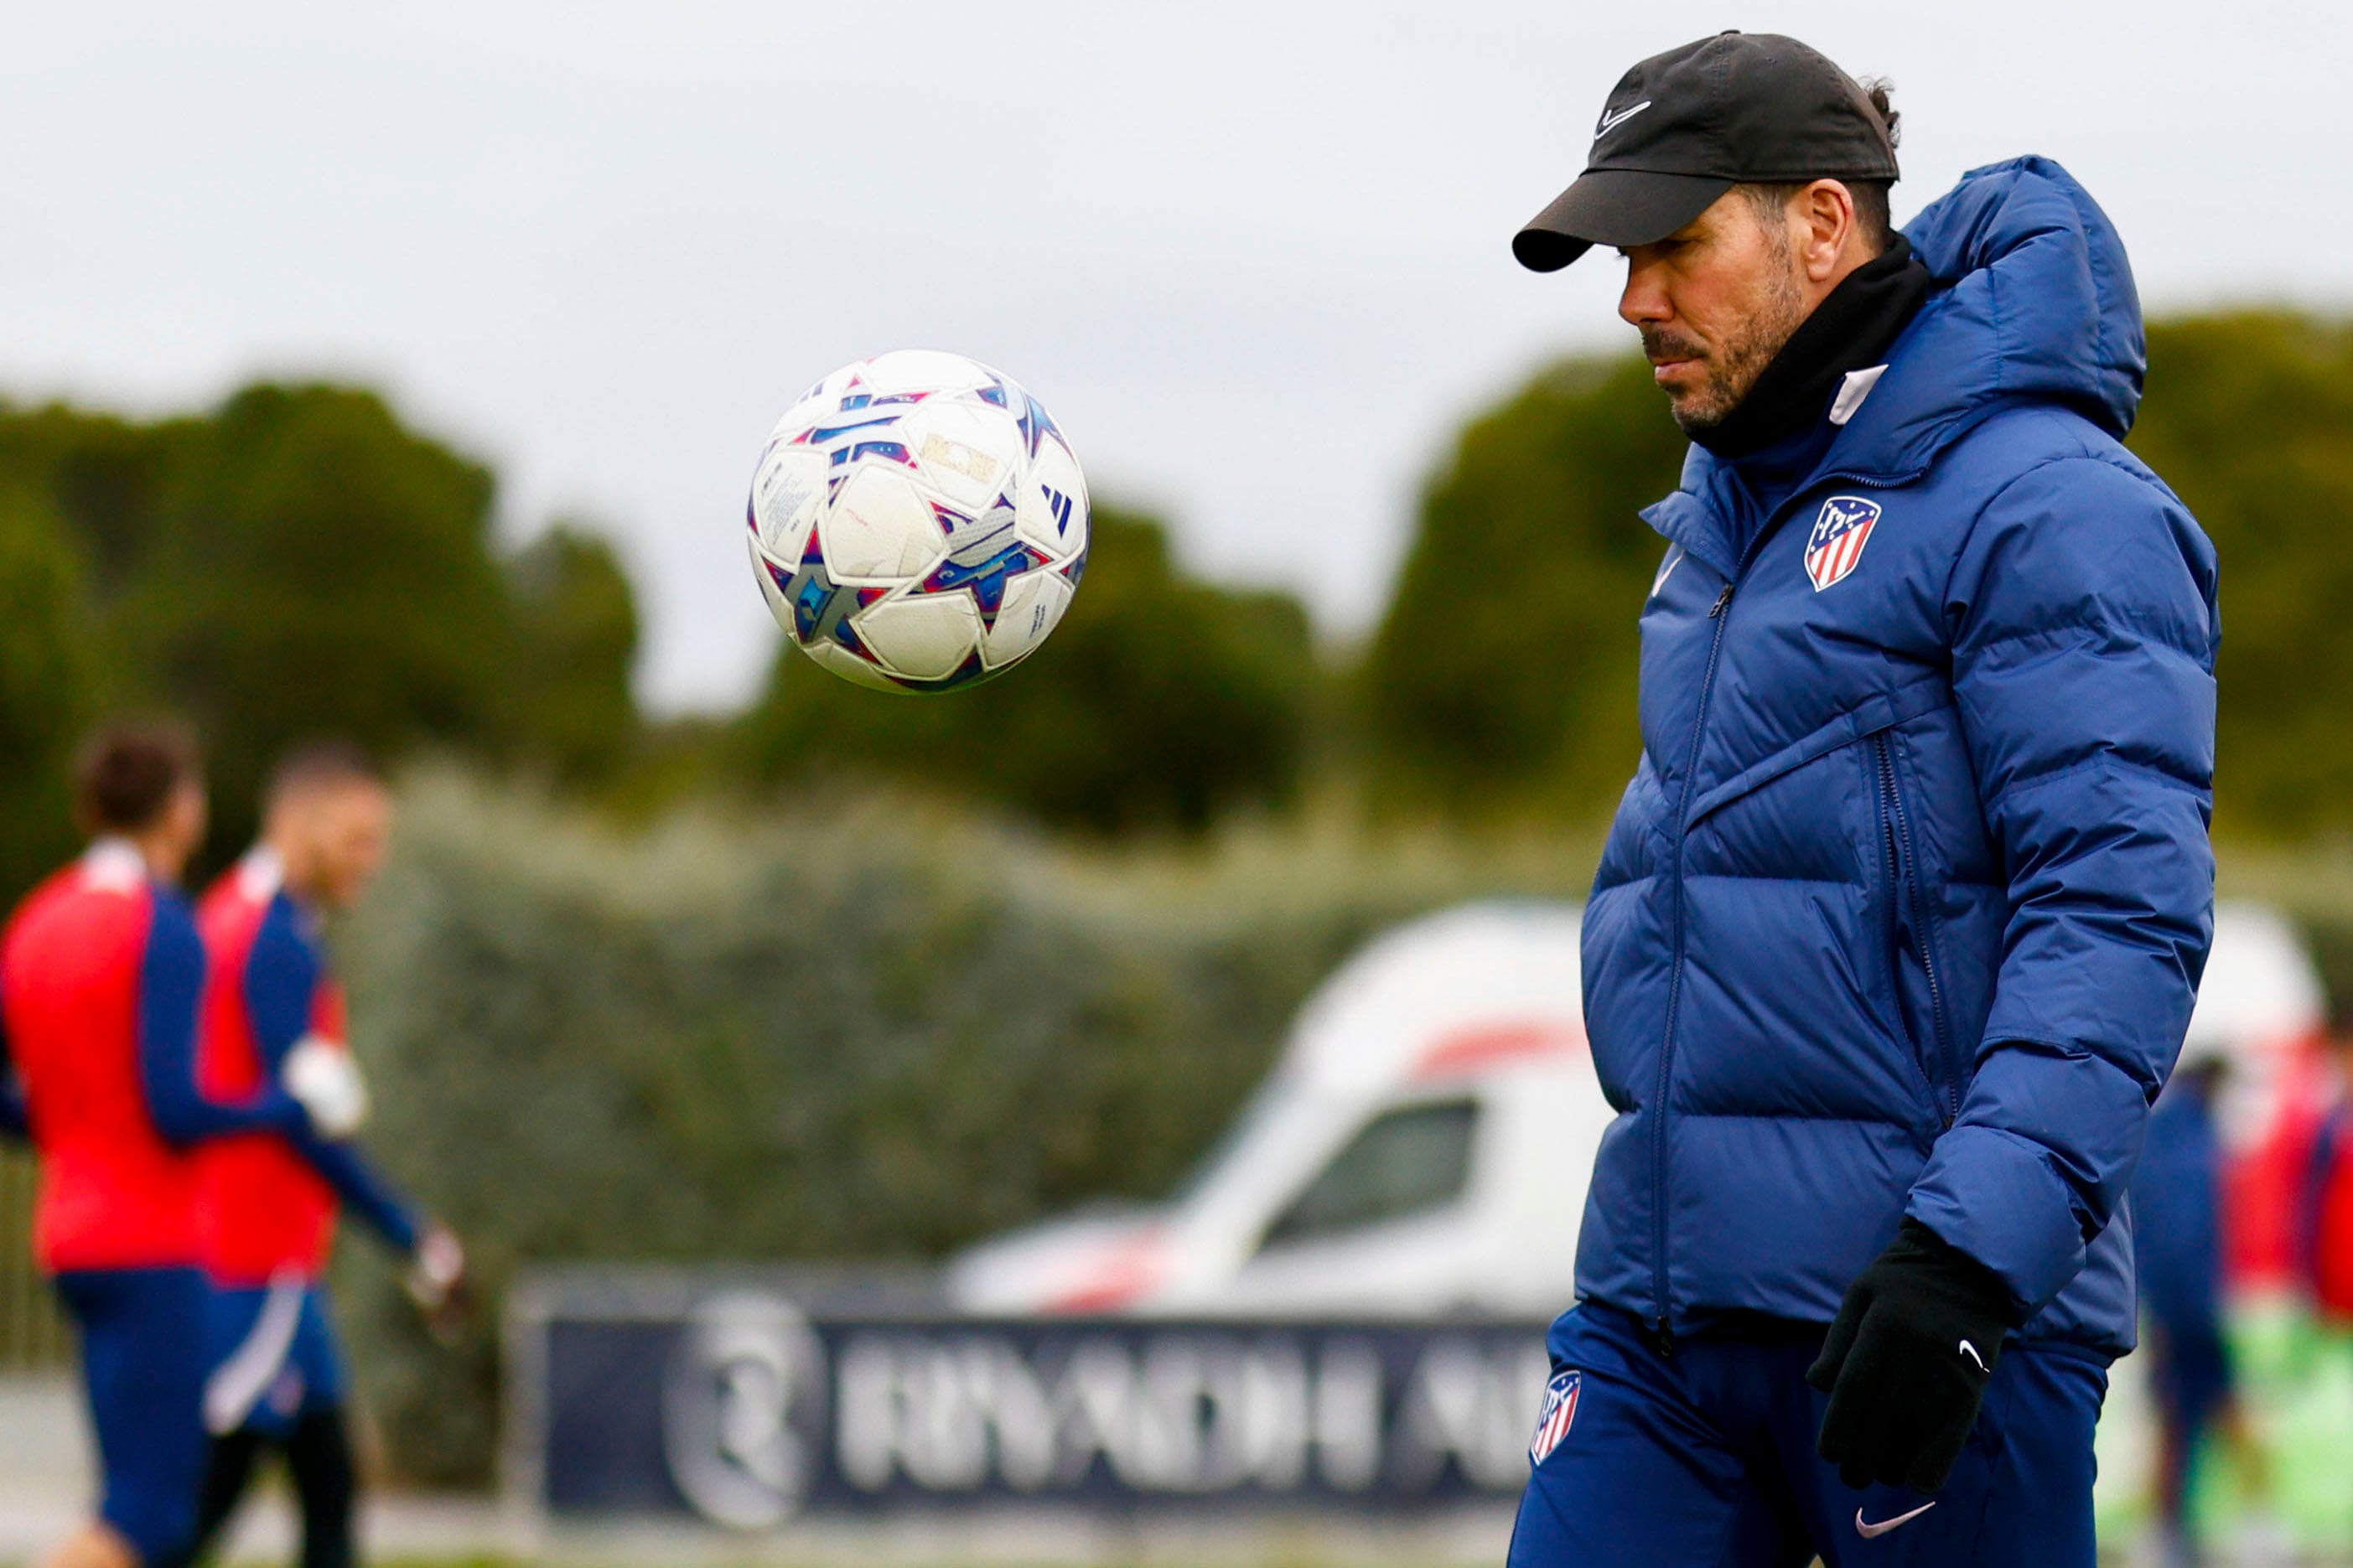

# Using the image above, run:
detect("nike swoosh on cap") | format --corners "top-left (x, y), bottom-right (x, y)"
top-left (1594, 100), bottom-right (1651, 137)
top-left (1856, 1502), bottom-right (1936, 1539)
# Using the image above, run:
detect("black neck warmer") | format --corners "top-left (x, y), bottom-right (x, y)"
top-left (1689, 235), bottom-right (1934, 459)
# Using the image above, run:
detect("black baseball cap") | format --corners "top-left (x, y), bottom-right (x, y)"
top-left (1514, 32), bottom-right (1899, 272)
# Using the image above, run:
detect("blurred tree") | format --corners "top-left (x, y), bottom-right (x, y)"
top-left (110, 384), bottom-right (515, 850)
top-left (2128, 313), bottom-right (2353, 841)
top-left (1360, 353), bottom-right (1683, 820)
top-left (738, 505), bottom-right (1314, 833)
top-left (0, 403), bottom-right (196, 598)
top-left (0, 485), bottom-right (95, 901)
top-left (505, 523), bottom-right (641, 785)
top-left (0, 387), bottom-right (651, 852)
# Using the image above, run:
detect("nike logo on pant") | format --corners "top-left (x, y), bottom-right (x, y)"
top-left (1856, 1501), bottom-right (1936, 1539)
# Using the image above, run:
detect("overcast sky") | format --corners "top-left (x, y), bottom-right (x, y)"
top-left (3, 2), bottom-right (2347, 710)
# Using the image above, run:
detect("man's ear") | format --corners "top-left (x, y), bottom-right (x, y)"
top-left (1796, 179), bottom-right (1858, 284)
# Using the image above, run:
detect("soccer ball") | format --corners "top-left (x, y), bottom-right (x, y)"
top-left (744, 349), bottom-right (1091, 693)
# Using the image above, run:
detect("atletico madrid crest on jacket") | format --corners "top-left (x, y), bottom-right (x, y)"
top-left (1804, 495), bottom-right (1883, 591)
top-left (1528, 1369), bottom-right (1582, 1466)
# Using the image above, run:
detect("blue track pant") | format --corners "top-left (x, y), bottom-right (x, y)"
top-left (1507, 1301), bottom-right (2108, 1567)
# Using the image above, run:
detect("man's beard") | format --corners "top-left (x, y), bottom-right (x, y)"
top-left (1644, 268), bottom-right (1811, 434)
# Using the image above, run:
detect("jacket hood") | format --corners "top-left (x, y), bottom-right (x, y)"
top-left (1837, 154), bottom-right (2147, 469)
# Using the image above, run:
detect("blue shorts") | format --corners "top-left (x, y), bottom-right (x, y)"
top-left (1508, 1301), bottom-right (2108, 1568)
top-left (201, 1280), bottom-right (347, 1441)
top-left (54, 1266), bottom-right (210, 1560)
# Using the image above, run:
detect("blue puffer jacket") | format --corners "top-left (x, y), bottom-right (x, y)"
top-left (1576, 157), bottom-right (2218, 1357)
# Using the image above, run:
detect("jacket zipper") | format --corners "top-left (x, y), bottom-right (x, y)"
top-left (1651, 582), bottom-right (1734, 1343)
top-left (1872, 733), bottom-right (1960, 1126)
top-left (1650, 561), bottom-right (1761, 1339)
top-left (1646, 464), bottom-right (1921, 1343)
top-left (1869, 737), bottom-right (1922, 1104)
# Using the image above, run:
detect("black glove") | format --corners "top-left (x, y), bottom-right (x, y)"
top-left (1806, 1219), bottom-right (2018, 1493)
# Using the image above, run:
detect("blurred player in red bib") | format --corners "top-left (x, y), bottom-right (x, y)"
top-left (170, 743), bottom-right (464, 1568)
top-left (0, 724), bottom-right (315, 1568)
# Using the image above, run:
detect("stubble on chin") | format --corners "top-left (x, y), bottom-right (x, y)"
top-left (1663, 276), bottom-right (1810, 435)
top-left (1667, 366), bottom-right (1744, 434)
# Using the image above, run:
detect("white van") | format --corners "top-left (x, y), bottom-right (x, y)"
top-left (946, 900), bottom-right (2322, 1322)
top-left (947, 902), bottom-right (1604, 1319)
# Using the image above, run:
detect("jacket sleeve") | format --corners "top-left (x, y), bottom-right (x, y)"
top-left (241, 905), bottom-right (321, 1070)
top-left (1905, 453), bottom-right (2218, 1320)
top-left (141, 898), bottom-right (308, 1146)
top-left (246, 909), bottom-right (422, 1251)
top-left (293, 1134), bottom-right (422, 1254)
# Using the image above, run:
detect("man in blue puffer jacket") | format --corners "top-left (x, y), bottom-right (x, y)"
top-left (1503, 33), bottom-right (2216, 1567)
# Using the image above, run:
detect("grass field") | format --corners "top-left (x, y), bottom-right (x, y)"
top-left (2093, 1303), bottom-right (2353, 1552)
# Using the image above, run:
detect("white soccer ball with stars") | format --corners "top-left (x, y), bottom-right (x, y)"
top-left (744, 349), bottom-right (1090, 693)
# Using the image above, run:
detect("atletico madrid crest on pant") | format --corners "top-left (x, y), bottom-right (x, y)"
top-left (1804, 495), bottom-right (1883, 591)
top-left (1529, 1369), bottom-right (1582, 1466)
